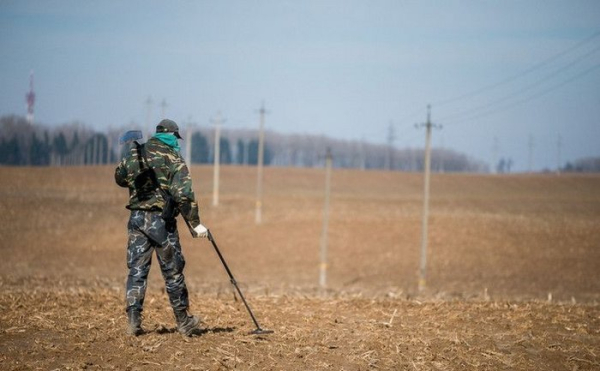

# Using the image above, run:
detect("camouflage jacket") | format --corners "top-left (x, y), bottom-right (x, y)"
top-left (114, 136), bottom-right (201, 228)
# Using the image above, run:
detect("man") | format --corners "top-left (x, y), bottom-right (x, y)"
top-left (115, 119), bottom-right (208, 336)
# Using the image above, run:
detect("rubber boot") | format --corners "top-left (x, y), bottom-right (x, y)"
top-left (175, 310), bottom-right (200, 336)
top-left (127, 310), bottom-right (143, 336)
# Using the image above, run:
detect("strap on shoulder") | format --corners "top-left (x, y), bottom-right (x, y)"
top-left (134, 141), bottom-right (147, 170)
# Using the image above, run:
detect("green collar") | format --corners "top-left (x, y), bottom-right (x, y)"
top-left (154, 133), bottom-right (180, 151)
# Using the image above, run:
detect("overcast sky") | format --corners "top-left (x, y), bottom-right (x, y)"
top-left (1, 1), bottom-right (599, 171)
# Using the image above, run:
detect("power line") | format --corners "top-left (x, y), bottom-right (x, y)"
top-left (518, 61), bottom-right (600, 102)
top-left (440, 44), bottom-right (600, 123)
top-left (443, 61), bottom-right (600, 126)
top-left (433, 29), bottom-right (600, 107)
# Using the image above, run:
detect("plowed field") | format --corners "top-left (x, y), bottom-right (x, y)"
top-left (1, 166), bottom-right (599, 370)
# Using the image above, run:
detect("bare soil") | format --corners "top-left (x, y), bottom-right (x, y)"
top-left (0, 165), bottom-right (599, 370)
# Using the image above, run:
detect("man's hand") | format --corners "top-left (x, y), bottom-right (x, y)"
top-left (192, 223), bottom-right (208, 238)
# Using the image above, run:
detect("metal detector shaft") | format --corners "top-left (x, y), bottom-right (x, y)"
top-left (207, 229), bottom-right (273, 334)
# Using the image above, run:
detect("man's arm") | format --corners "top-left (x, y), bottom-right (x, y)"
top-left (114, 158), bottom-right (129, 188)
top-left (169, 156), bottom-right (201, 228)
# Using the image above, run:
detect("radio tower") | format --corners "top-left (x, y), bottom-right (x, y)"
top-left (25, 71), bottom-right (36, 125)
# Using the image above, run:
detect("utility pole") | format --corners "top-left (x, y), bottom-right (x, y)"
top-left (359, 137), bottom-right (366, 170)
top-left (557, 134), bottom-right (562, 174)
top-left (93, 135), bottom-right (98, 165)
top-left (86, 141), bottom-right (92, 166)
top-left (438, 135), bottom-right (445, 173)
top-left (25, 71), bottom-right (35, 125)
top-left (145, 96), bottom-right (153, 138)
top-left (213, 112), bottom-right (224, 207)
top-left (528, 135), bottom-right (534, 173)
top-left (319, 148), bottom-right (333, 290)
top-left (255, 102), bottom-right (268, 224)
top-left (99, 135), bottom-right (105, 164)
top-left (415, 104), bottom-right (442, 292)
top-left (107, 127), bottom-right (114, 164)
top-left (385, 121), bottom-right (396, 171)
top-left (160, 99), bottom-right (168, 119)
top-left (243, 139), bottom-right (249, 166)
top-left (185, 117), bottom-right (194, 167)
top-left (492, 137), bottom-right (499, 174)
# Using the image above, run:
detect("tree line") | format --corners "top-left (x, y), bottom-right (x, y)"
top-left (0, 115), bottom-right (274, 167)
top-left (561, 157), bottom-right (600, 173)
top-left (0, 116), bottom-right (111, 166)
top-left (7, 114), bottom-right (596, 173)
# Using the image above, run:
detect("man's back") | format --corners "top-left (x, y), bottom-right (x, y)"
top-left (115, 136), bottom-right (200, 225)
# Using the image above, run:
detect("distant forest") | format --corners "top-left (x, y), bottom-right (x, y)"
top-left (1, 115), bottom-right (597, 173)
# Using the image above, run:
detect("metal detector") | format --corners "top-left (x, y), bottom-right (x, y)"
top-left (206, 229), bottom-right (274, 336)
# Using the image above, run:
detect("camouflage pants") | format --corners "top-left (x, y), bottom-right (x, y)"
top-left (125, 210), bottom-right (189, 314)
